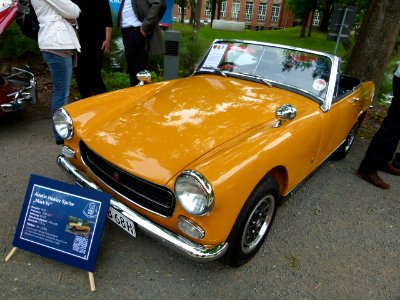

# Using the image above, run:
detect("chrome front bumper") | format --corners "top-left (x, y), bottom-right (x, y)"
top-left (57, 154), bottom-right (228, 262)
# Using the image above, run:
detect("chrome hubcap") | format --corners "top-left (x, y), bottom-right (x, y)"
top-left (241, 194), bottom-right (275, 254)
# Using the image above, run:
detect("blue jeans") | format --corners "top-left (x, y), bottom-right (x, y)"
top-left (42, 51), bottom-right (72, 143)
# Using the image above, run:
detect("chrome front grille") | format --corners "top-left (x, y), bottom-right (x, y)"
top-left (79, 141), bottom-right (175, 217)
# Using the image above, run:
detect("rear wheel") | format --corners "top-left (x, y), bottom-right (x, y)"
top-left (224, 175), bottom-right (279, 267)
top-left (333, 121), bottom-right (359, 160)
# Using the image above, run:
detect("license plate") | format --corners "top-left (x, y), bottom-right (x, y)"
top-left (107, 206), bottom-right (136, 237)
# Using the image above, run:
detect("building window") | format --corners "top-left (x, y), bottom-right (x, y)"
top-left (244, 2), bottom-right (254, 22)
top-left (313, 10), bottom-right (321, 26)
top-left (231, 1), bottom-right (240, 21)
top-left (178, 5), bottom-right (186, 16)
top-left (220, 1), bottom-right (226, 20)
top-left (205, 1), bottom-right (212, 17)
top-left (257, 3), bottom-right (266, 22)
top-left (270, 3), bottom-right (280, 24)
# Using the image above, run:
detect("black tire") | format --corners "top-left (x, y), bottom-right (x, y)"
top-left (333, 121), bottom-right (359, 160)
top-left (223, 175), bottom-right (279, 267)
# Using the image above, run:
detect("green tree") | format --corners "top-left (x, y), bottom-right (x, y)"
top-left (345, 0), bottom-right (400, 102)
top-left (208, 0), bottom-right (223, 26)
top-left (210, 0), bottom-right (216, 25)
top-left (180, 0), bottom-right (185, 23)
top-left (319, 0), bottom-right (368, 32)
top-left (318, 0), bottom-right (335, 31)
top-left (0, 22), bottom-right (40, 66)
top-left (286, 0), bottom-right (318, 38)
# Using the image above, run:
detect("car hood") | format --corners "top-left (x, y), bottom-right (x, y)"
top-left (68, 75), bottom-right (307, 184)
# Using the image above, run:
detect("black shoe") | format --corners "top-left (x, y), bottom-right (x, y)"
top-left (377, 163), bottom-right (400, 176)
top-left (356, 169), bottom-right (390, 189)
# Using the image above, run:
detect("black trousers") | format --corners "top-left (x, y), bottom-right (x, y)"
top-left (75, 45), bottom-right (107, 99)
top-left (359, 75), bottom-right (400, 172)
top-left (121, 26), bottom-right (148, 86)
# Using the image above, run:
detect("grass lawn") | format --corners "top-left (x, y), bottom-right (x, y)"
top-left (171, 23), bottom-right (347, 57)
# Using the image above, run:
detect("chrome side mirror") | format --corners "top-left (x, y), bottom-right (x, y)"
top-left (273, 104), bottom-right (296, 128)
top-left (136, 70), bottom-right (152, 86)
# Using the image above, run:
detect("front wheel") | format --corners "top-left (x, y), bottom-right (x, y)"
top-left (223, 175), bottom-right (279, 267)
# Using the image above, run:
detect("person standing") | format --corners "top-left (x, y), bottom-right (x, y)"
top-left (73, 0), bottom-right (113, 99)
top-left (31, 0), bottom-right (81, 144)
top-left (357, 65), bottom-right (400, 189)
top-left (118, 0), bottom-right (164, 86)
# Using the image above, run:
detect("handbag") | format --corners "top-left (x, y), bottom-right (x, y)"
top-left (16, 0), bottom-right (40, 40)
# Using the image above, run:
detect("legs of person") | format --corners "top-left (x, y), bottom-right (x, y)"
top-left (388, 75), bottom-right (400, 169)
top-left (122, 28), bottom-right (148, 86)
top-left (357, 129), bottom-right (392, 188)
top-left (359, 122), bottom-right (400, 172)
top-left (91, 49), bottom-right (107, 95)
top-left (360, 76), bottom-right (400, 170)
top-left (75, 51), bottom-right (93, 99)
top-left (76, 44), bottom-right (107, 98)
top-left (357, 75), bottom-right (400, 188)
top-left (42, 51), bottom-right (72, 143)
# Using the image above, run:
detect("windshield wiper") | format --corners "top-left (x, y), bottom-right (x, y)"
top-left (253, 75), bottom-right (273, 87)
top-left (194, 66), bottom-right (227, 77)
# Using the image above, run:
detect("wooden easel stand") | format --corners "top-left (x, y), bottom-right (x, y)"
top-left (4, 247), bottom-right (96, 291)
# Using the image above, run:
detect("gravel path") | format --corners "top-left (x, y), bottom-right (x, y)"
top-left (0, 103), bottom-right (399, 299)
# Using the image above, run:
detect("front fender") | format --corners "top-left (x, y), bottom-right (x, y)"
top-left (176, 103), bottom-right (322, 245)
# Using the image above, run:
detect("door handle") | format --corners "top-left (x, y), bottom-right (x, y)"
top-left (349, 97), bottom-right (360, 103)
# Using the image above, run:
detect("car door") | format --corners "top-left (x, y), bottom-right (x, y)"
top-left (314, 88), bottom-right (365, 165)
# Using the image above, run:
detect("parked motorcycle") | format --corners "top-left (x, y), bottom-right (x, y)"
top-left (0, 66), bottom-right (37, 117)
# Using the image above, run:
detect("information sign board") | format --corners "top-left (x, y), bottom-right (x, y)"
top-left (327, 4), bottom-right (357, 42)
top-left (12, 174), bottom-right (111, 272)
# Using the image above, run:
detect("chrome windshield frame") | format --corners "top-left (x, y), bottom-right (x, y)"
top-left (195, 39), bottom-right (340, 113)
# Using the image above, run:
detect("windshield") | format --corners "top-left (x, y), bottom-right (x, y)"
top-left (197, 41), bottom-right (333, 101)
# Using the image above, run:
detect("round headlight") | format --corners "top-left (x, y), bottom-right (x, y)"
top-left (175, 170), bottom-right (214, 216)
top-left (53, 108), bottom-right (73, 140)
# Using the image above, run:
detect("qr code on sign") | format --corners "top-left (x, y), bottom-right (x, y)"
top-left (72, 235), bottom-right (88, 254)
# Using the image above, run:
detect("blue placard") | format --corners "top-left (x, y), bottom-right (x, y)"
top-left (12, 174), bottom-right (111, 272)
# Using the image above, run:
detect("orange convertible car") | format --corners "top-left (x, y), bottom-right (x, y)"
top-left (55, 40), bottom-right (374, 266)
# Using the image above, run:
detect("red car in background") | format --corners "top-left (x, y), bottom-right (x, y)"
top-left (0, 0), bottom-right (17, 35)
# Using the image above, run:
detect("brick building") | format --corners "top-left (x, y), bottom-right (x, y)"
top-left (173, 0), bottom-right (295, 29)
